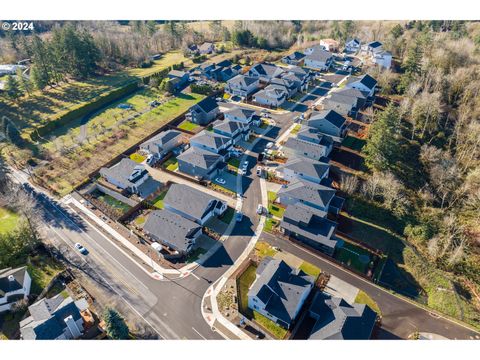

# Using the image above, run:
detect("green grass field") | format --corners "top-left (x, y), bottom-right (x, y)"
top-left (127, 51), bottom-right (189, 78)
top-left (178, 120), bottom-right (200, 132)
top-left (95, 193), bottom-right (131, 214)
top-left (355, 290), bottom-right (381, 316)
top-left (35, 93), bottom-right (204, 196)
top-left (254, 241), bottom-right (278, 259)
top-left (263, 218), bottom-right (279, 233)
top-left (334, 241), bottom-right (372, 274)
top-left (237, 264), bottom-right (257, 316)
top-left (0, 207), bottom-right (20, 235)
top-left (299, 261), bottom-right (321, 280)
top-left (162, 157), bottom-right (179, 171)
top-left (342, 136), bottom-right (366, 152)
top-left (152, 190), bottom-right (168, 209)
top-left (268, 203), bottom-right (285, 218)
top-left (130, 153), bottom-right (146, 163)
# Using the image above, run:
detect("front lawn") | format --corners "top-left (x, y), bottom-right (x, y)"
top-left (290, 124), bottom-right (302, 134)
top-left (0, 207), bottom-right (20, 235)
top-left (268, 203), bottom-right (286, 218)
top-left (152, 190), bottom-right (168, 209)
top-left (263, 218), bottom-right (279, 233)
top-left (267, 191), bottom-right (277, 203)
top-left (355, 290), bottom-right (381, 316)
top-left (227, 158), bottom-right (240, 170)
top-left (130, 153), bottom-right (146, 163)
top-left (237, 264), bottom-right (257, 315)
top-left (178, 120), bottom-right (200, 132)
top-left (333, 241), bottom-right (373, 274)
top-left (299, 261), bottom-right (321, 280)
top-left (162, 157), bottom-right (179, 171)
top-left (27, 252), bottom-right (65, 296)
top-left (254, 242), bottom-right (278, 259)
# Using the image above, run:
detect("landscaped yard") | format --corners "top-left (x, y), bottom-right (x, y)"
top-left (178, 120), bottom-right (200, 132)
top-left (94, 192), bottom-right (131, 214)
top-left (0, 207), bottom-right (20, 235)
top-left (299, 261), bottom-right (321, 280)
top-left (254, 241), bottom-right (278, 259)
top-left (268, 203), bottom-right (286, 218)
top-left (333, 241), bottom-right (373, 274)
top-left (263, 218), bottom-right (279, 233)
top-left (342, 136), bottom-right (366, 152)
top-left (152, 190), bottom-right (168, 209)
top-left (253, 311), bottom-right (288, 339)
top-left (33, 93), bottom-right (205, 196)
top-left (290, 123), bottom-right (302, 134)
top-left (237, 264), bottom-right (257, 316)
top-left (162, 157), bottom-right (179, 171)
top-left (227, 158), bottom-right (240, 170)
top-left (130, 153), bottom-right (146, 163)
top-left (355, 290), bottom-right (381, 316)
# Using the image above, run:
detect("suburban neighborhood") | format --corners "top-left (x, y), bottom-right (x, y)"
top-left (0, 15), bottom-right (479, 351)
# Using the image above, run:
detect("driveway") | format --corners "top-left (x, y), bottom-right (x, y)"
top-left (213, 169), bottom-right (238, 194)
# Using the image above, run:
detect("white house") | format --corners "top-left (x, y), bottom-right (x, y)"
top-left (372, 51), bottom-right (392, 69)
top-left (361, 41), bottom-right (383, 55)
top-left (320, 39), bottom-right (340, 52)
top-left (303, 47), bottom-right (333, 71)
top-left (99, 158), bottom-right (150, 194)
top-left (225, 75), bottom-right (260, 98)
top-left (0, 267), bottom-right (31, 313)
top-left (345, 74), bottom-right (378, 98)
top-left (345, 38), bottom-right (361, 53)
top-left (253, 84), bottom-right (288, 107)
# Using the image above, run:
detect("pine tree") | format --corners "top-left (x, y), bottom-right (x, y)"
top-left (4, 75), bottom-right (23, 102)
top-left (30, 64), bottom-right (48, 91)
top-left (103, 308), bottom-right (129, 340)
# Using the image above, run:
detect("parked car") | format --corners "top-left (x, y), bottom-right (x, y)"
top-left (265, 142), bottom-right (274, 149)
top-left (256, 167), bottom-right (263, 177)
top-left (117, 103), bottom-right (133, 110)
top-left (235, 212), bottom-right (243, 222)
top-left (74, 243), bottom-right (87, 255)
top-left (256, 204), bottom-right (264, 215)
top-left (149, 100), bottom-right (160, 107)
top-left (146, 154), bottom-right (155, 165)
top-left (215, 177), bottom-right (226, 185)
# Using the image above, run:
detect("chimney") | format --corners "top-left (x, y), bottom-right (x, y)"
top-left (64, 315), bottom-right (82, 338)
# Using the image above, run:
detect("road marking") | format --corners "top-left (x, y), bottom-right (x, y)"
top-left (191, 327), bottom-right (207, 340)
top-left (189, 272), bottom-right (201, 280)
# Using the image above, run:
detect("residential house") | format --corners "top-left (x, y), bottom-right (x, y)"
top-left (199, 42), bottom-right (215, 55)
top-left (225, 75), bottom-right (260, 98)
top-left (253, 84), bottom-right (288, 107)
top-left (198, 62), bottom-right (216, 77)
top-left (361, 41), bottom-right (383, 55)
top-left (188, 97), bottom-right (220, 125)
top-left (277, 156), bottom-right (330, 185)
top-left (143, 209), bottom-right (203, 256)
top-left (281, 52), bottom-right (306, 66)
top-left (224, 106), bottom-right (260, 127)
top-left (345, 38), bottom-right (361, 53)
top-left (247, 62), bottom-right (285, 83)
top-left (307, 110), bottom-right (347, 139)
top-left (167, 70), bottom-right (189, 91)
top-left (210, 66), bottom-right (235, 82)
top-left (186, 44), bottom-right (200, 56)
top-left (345, 74), bottom-right (377, 97)
top-left (320, 39), bottom-right (340, 52)
top-left (163, 183), bottom-right (227, 225)
top-left (270, 77), bottom-right (299, 98)
top-left (20, 295), bottom-right (89, 340)
top-left (303, 47), bottom-right (333, 71)
top-left (280, 203), bottom-right (338, 255)
top-left (248, 257), bottom-right (314, 329)
top-left (307, 292), bottom-right (377, 340)
top-left (139, 130), bottom-right (184, 161)
top-left (0, 64), bottom-right (27, 76)
top-left (189, 130), bottom-right (232, 157)
top-left (297, 126), bottom-right (335, 149)
top-left (283, 137), bottom-right (332, 161)
top-left (372, 50), bottom-right (392, 69)
top-left (213, 119), bottom-right (250, 144)
top-left (323, 88), bottom-right (367, 117)
top-left (100, 158), bottom-right (151, 195)
top-left (277, 180), bottom-right (344, 214)
top-left (177, 146), bottom-right (223, 179)
top-left (0, 267), bottom-right (31, 313)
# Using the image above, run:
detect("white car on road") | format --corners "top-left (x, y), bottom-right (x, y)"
top-left (74, 243), bottom-right (87, 255)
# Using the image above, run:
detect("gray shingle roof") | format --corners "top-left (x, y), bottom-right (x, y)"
top-left (20, 295), bottom-right (83, 340)
top-left (0, 266), bottom-right (27, 296)
top-left (309, 110), bottom-right (346, 129)
top-left (346, 74), bottom-right (377, 90)
top-left (283, 52), bottom-right (306, 61)
top-left (305, 48), bottom-right (332, 62)
top-left (141, 130), bottom-right (182, 153)
top-left (297, 126), bottom-right (334, 147)
top-left (308, 292), bottom-right (377, 340)
top-left (281, 203), bottom-right (337, 249)
top-left (190, 130), bottom-right (230, 150)
top-left (143, 209), bottom-right (201, 253)
top-left (284, 137), bottom-right (327, 160)
top-left (335, 88), bottom-right (367, 99)
top-left (278, 156), bottom-right (330, 181)
top-left (100, 158), bottom-right (148, 189)
top-left (177, 146), bottom-right (221, 170)
top-left (163, 183), bottom-right (224, 221)
top-left (168, 69), bottom-right (187, 78)
top-left (213, 120), bottom-right (243, 135)
top-left (224, 106), bottom-right (255, 120)
top-left (254, 84), bottom-right (288, 101)
top-left (192, 97), bottom-right (218, 114)
top-left (278, 180), bottom-right (336, 208)
top-left (249, 257), bottom-right (314, 326)
top-left (249, 63), bottom-right (285, 78)
top-left (228, 74), bottom-right (259, 88)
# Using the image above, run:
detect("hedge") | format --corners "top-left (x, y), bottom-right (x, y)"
top-left (30, 80), bottom-right (140, 141)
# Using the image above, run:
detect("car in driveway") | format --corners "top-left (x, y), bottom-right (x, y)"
top-left (215, 177), bottom-right (226, 185)
top-left (240, 161), bottom-right (249, 174)
top-left (256, 204), bottom-right (264, 215)
top-left (74, 243), bottom-right (88, 255)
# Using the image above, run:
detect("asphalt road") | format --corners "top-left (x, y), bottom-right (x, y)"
top-left (261, 232), bottom-right (480, 340)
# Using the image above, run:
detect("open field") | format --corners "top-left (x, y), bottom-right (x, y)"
top-left (0, 207), bottom-right (20, 235)
top-left (34, 92), bottom-right (205, 195)
top-left (127, 51), bottom-right (189, 78)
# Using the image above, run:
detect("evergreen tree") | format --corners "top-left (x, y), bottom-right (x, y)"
top-left (103, 308), bottom-right (129, 340)
top-left (4, 75), bottom-right (23, 102)
top-left (30, 64), bottom-right (48, 91)
top-left (16, 68), bottom-right (32, 96)
top-left (390, 24), bottom-right (404, 39)
top-left (363, 104), bottom-right (401, 172)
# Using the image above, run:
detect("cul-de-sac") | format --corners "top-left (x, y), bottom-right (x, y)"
top-left (0, 20), bottom-right (479, 341)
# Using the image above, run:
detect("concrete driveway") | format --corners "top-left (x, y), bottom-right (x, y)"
top-left (213, 169), bottom-right (238, 194)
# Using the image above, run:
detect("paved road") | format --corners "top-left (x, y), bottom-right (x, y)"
top-left (261, 232), bottom-right (480, 340)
